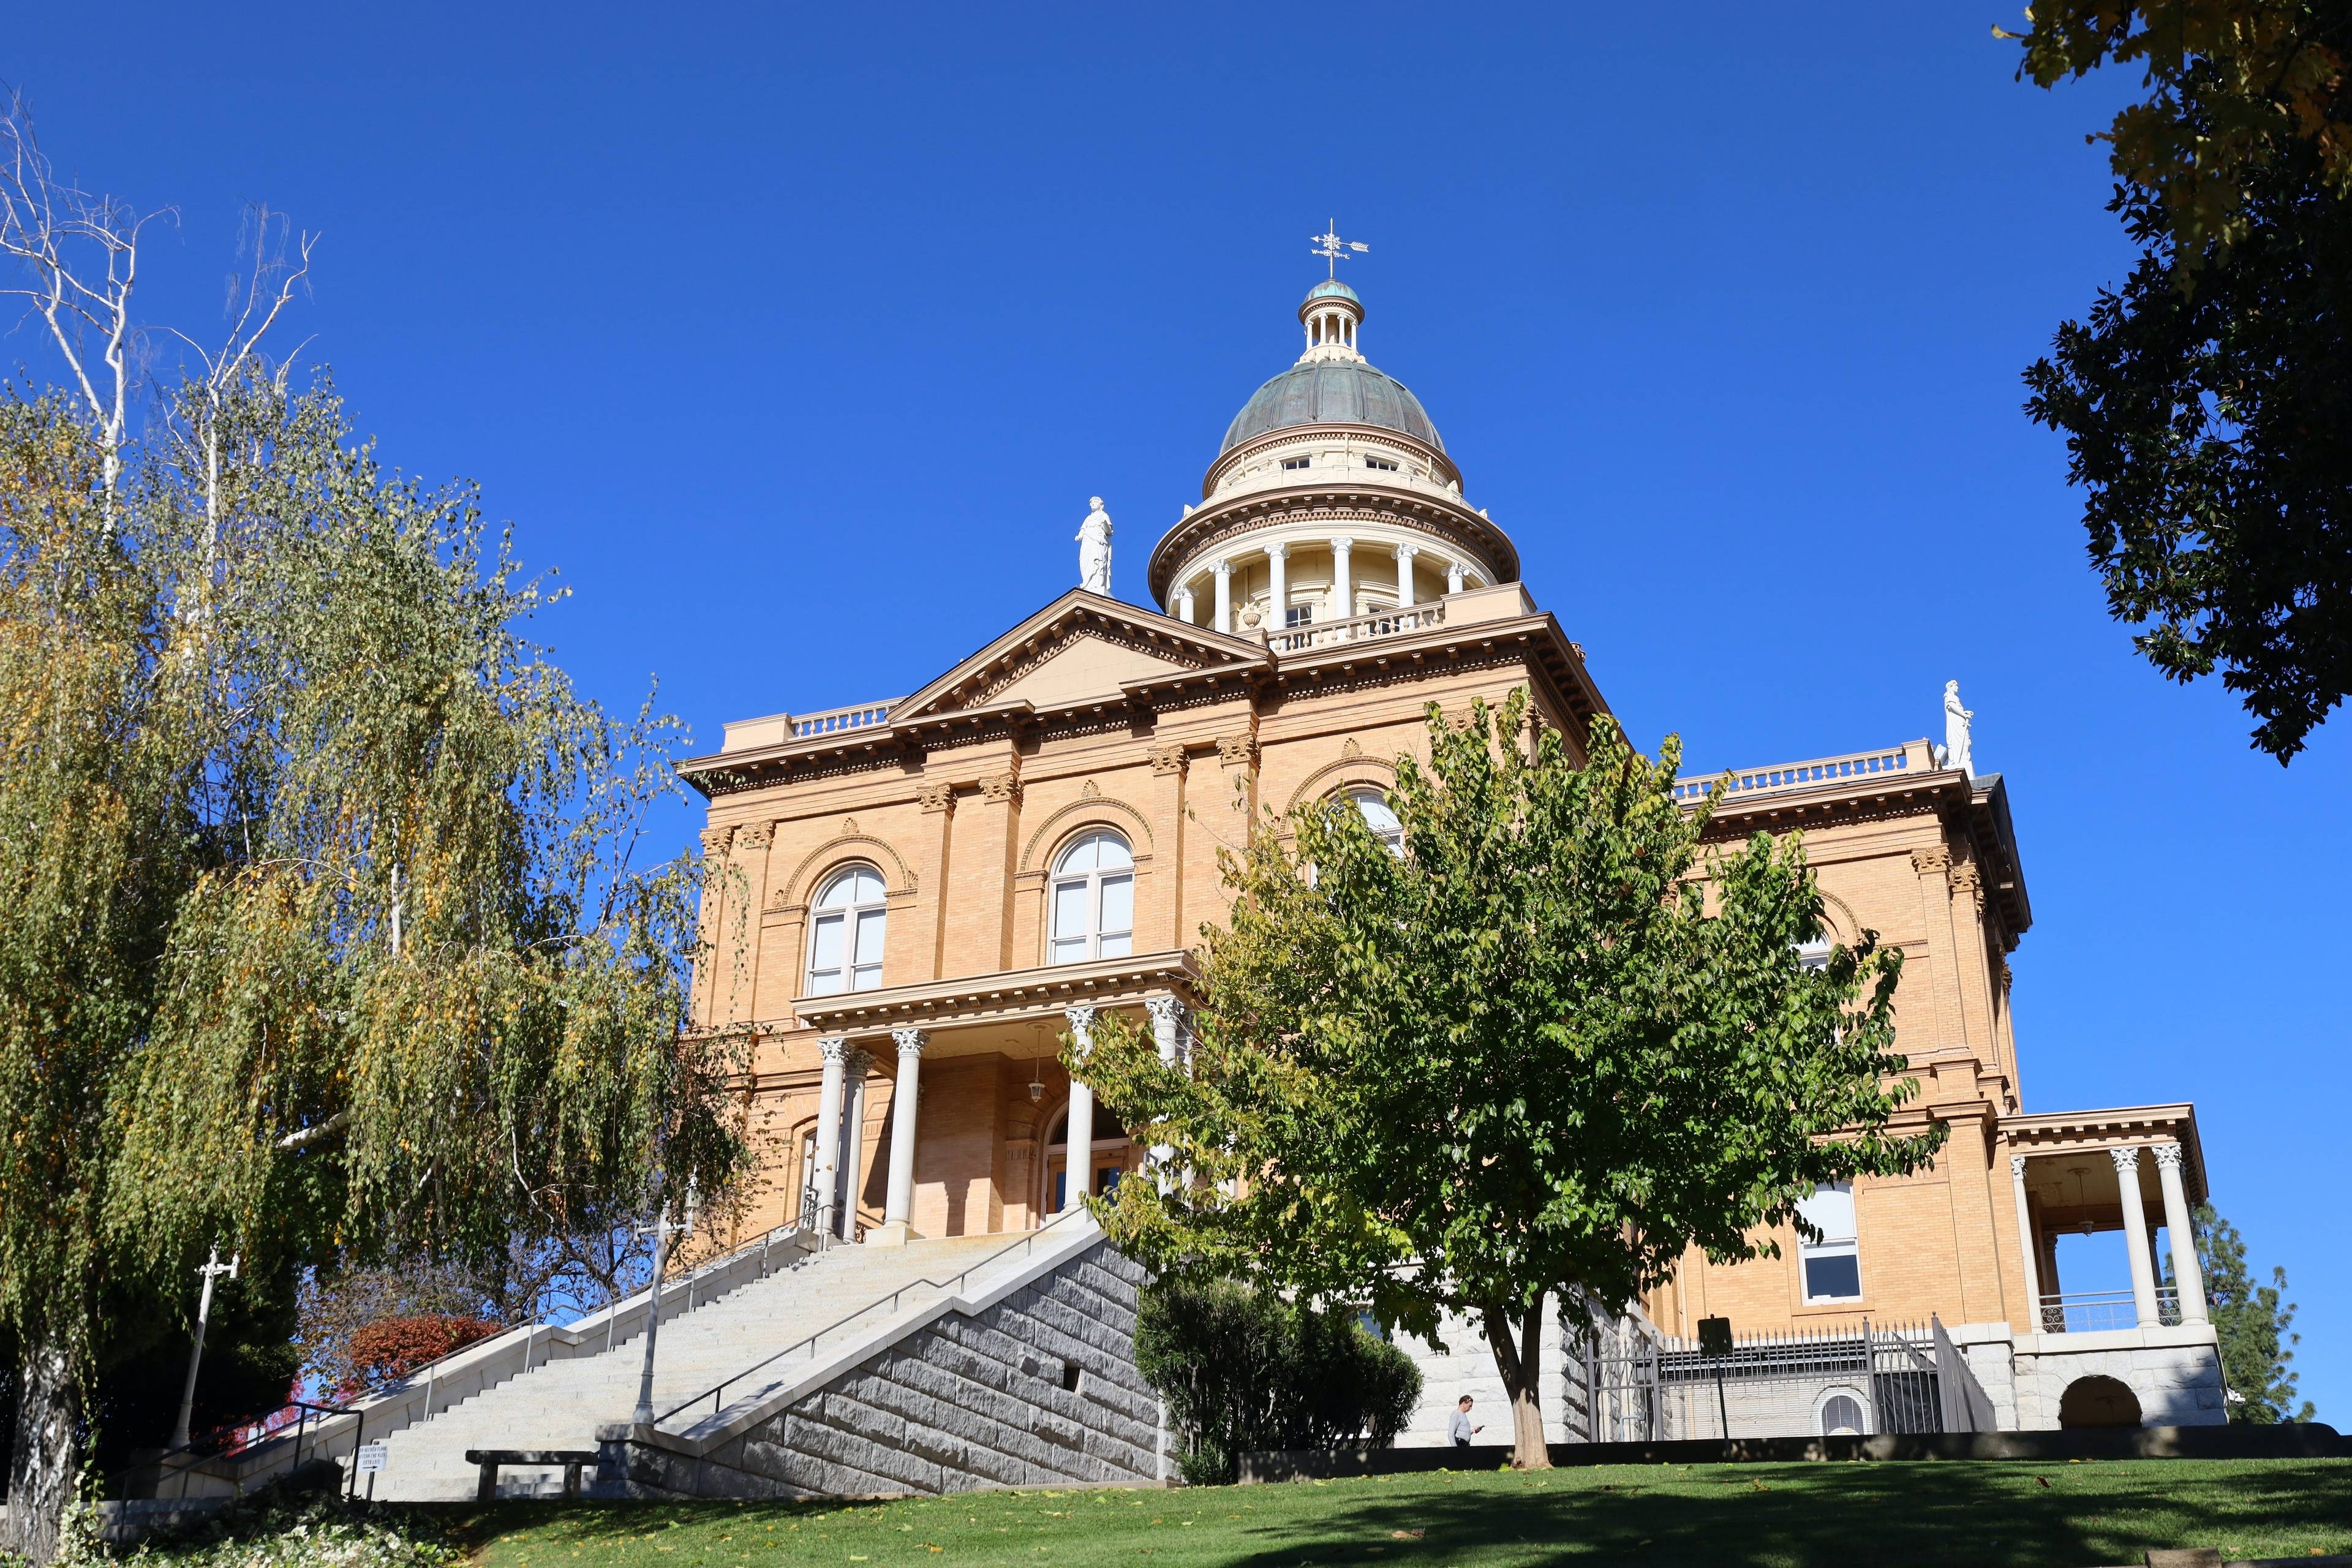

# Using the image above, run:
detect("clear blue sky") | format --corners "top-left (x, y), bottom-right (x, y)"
top-left (12, 3), bottom-right (2342, 1417)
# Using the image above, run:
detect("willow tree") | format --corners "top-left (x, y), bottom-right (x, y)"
top-left (1076, 693), bottom-right (1943, 1469)
top-left (0, 378), bottom-right (747, 1561)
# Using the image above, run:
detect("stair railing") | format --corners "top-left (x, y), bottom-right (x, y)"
top-left (657, 1207), bottom-right (1096, 1424)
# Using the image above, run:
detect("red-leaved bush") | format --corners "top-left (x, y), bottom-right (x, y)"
top-left (345, 1314), bottom-right (504, 1393)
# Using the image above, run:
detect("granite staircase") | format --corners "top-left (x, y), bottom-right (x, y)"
top-left (370, 1234), bottom-right (1011, 1500)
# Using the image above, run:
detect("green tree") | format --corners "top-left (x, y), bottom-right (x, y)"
top-left (0, 373), bottom-right (750, 1561)
top-left (1075, 693), bottom-right (1943, 1469)
top-left (2178, 1204), bottom-right (2316, 1423)
top-left (2008, 2), bottom-right (2352, 761)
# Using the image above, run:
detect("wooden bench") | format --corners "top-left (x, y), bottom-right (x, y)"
top-left (462, 1448), bottom-right (600, 1502)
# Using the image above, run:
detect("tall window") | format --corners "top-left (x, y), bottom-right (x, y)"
top-left (1050, 831), bottom-right (1133, 963)
top-left (1797, 1182), bottom-right (1863, 1302)
top-left (1346, 788), bottom-right (1405, 855)
top-left (807, 865), bottom-right (887, 994)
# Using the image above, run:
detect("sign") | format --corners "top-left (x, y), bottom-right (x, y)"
top-left (356, 1442), bottom-right (389, 1474)
top-left (1697, 1316), bottom-right (1733, 1359)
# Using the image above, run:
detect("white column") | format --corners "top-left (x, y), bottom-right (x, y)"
top-left (1394, 543), bottom-right (1419, 608)
top-left (878, 1028), bottom-right (926, 1242)
top-left (2010, 1153), bottom-right (2043, 1333)
top-left (1062, 1005), bottom-right (1096, 1213)
top-left (1329, 537), bottom-right (1352, 623)
top-left (1445, 559), bottom-right (1467, 595)
top-left (1145, 995), bottom-right (1183, 1191)
top-left (2153, 1141), bottom-right (2208, 1324)
top-left (812, 1038), bottom-right (848, 1234)
top-left (2112, 1145), bottom-right (2160, 1328)
top-left (838, 1049), bottom-right (872, 1238)
top-left (1265, 542), bottom-right (1289, 631)
top-left (1175, 584), bottom-right (1195, 624)
top-left (1212, 562), bottom-right (1233, 635)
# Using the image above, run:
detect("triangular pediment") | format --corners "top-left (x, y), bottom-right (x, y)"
top-left (891, 589), bottom-right (1265, 722)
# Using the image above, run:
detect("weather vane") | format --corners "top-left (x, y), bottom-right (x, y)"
top-left (1311, 220), bottom-right (1369, 279)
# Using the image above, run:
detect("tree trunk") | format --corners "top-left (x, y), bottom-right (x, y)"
top-left (3, 1338), bottom-right (82, 1566)
top-left (1480, 1292), bottom-right (1551, 1470)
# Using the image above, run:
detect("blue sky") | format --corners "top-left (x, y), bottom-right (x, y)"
top-left (11, 3), bottom-right (2342, 1415)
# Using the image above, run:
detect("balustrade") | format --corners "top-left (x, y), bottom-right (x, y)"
top-left (1671, 744), bottom-right (1915, 804)
top-left (793, 699), bottom-right (899, 738)
top-left (1267, 601), bottom-right (1446, 654)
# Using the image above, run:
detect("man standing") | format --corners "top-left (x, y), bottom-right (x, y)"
top-left (1449, 1395), bottom-right (1483, 1449)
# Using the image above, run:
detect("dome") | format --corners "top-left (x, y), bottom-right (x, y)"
top-left (1219, 360), bottom-right (1444, 454)
top-left (1304, 279), bottom-right (1360, 304)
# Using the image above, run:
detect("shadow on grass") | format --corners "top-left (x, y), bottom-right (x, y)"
top-left (1209, 1462), bottom-right (2352, 1568)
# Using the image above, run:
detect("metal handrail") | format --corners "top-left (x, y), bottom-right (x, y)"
top-left (2037, 1286), bottom-right (2182, 1333)
top-left (655, 1208), bottom-right (1094, 1425)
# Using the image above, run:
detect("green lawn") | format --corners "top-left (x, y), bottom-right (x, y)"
top-left (446, 1460), bottom-right (2352, 1568)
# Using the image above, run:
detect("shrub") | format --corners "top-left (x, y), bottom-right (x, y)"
top-left (1134, 1277), bottom-right (1421, 1485)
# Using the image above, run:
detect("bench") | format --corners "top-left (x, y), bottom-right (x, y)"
top-left (462, 1448), bottom-right (601, 1502)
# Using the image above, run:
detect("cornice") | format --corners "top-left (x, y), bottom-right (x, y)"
top-left (790, 950), bottom-right (1202, 1035)
top-left (1200, 422), bottom-right (1460, 499)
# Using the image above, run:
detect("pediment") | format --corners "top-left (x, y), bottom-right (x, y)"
top-left (891, 589), bottom-right (1264, 722)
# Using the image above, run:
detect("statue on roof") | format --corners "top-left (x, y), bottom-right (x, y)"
top-left (1943, 680), bottom-right (1975, 777)
top-left (1077, 496), bottom-right (1113, 594)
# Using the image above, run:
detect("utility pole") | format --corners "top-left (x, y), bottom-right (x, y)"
top-left (170, 1246), bottom-right (240, 1452)
top-left (630, 1183), bottom-right (696, 1428)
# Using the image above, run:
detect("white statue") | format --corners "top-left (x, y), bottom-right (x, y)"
top-left (1076, 496), bottom-right (1113, 594)
top-left (1942, 680), bottom-right (1975, 777)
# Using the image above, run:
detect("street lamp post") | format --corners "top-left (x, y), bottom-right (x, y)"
top-left (630, 1184), bottom-right (696, 1428)
top-left (170, 1246), bottom-right (240, 1452)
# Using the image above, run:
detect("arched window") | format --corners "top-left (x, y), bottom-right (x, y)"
top-left (1050, 831), bottom-right (1133, 963)
top-left (1817, 1389), bottom-right (1867, 1436)
top-left (1797, 1182), bottom-right (1863, 1303)
top-left (1344, 787), bottom-right (1404, 855)
top-left (807, 865), bottom-right (887, 995)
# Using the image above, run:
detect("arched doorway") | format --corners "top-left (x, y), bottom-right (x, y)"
top-left (2058, 1374), bottom-right (2143, 1429)
top-left (1039, 1106), bottom-right (1133, 1215)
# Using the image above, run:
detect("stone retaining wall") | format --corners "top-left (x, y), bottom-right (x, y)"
top-left (605, 1238), bottom-right (1164, 1498)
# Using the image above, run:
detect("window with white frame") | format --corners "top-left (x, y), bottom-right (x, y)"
top-left (1280, 456), bottom-right (1311, 471)
top-left (1346, 787), bottom-right (1405, 855)
top-left (1797, 1182), bottom-right (1863, 1302)
top-left (1365, 456), bottom-right (1398, 471)
top-left (806, 865), bottom-right (887, 994)
top-left (1049, 831), bottom-right (1133, 963)
top-left (1284, 605), bottom-right (1314, 628)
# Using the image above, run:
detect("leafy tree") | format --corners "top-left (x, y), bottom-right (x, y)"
top-left (0, 373), bottom-right (750, 1561)
top-left (1075, 693), bottom-right (1942, 1469)
top-left (1134, 1278), bottom-right (1420, 1485)
top-left (2174, 1204), bottom-right (2316, 1423)
top-left (2008, 2), bottom-right (2352, 761)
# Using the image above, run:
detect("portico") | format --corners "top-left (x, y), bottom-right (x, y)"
top-left (2002, 1106), bottom-right (2210, 1335)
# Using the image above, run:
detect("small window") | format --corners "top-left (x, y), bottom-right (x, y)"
top-left (1284, 605), bottom-right (1314, 628)
top-left (1797, 1182), bottom-right (1863, 1302)
top-left (1819, 1390), bottom-right (1866, 1436)
top-left (1049, 831), bottom-right (1134, 963)
top-left (807, 865), bottom-right (888, 994)
top-left (1346, 788), bottom-right (1404, 856)
top-left (1280, 457), bottom-right (1311, 471)
top-left (1365, 456), bottom-right (1398, 472)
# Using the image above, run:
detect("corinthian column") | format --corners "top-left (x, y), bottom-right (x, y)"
top-left (1266, 541), bottom-right (1289, 631)
top-left (875, 1028), bottom-right (927, 1245)
top-left (2153, 1141), bottom-right (2208, 1324)
top-left (812, 1038), bottom-right (848, 1237)
top-left (2112, 1146), bottom-right (2160, 1328)
top-left (1329, 537), bottom-right (1353, 624)
top-left (1062, 1005), bottom-right (1096, 1214)
top-left (1394, 542), bottom-right (1419, 608)
top-left (2010, 1153), bottom-right (2043, 1333)
top-left (1212, 561), bottom-right (1234, 635)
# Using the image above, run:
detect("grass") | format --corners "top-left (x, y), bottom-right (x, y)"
top-left (434, 1459), bottom-right (2352, 1568)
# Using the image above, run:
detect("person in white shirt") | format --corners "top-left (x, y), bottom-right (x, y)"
top-left (1448, 1395), bottom-right (1483, 1447)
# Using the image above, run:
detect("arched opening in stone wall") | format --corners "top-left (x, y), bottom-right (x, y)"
top-left (2058, 1374), bottom-right (2144, 1429)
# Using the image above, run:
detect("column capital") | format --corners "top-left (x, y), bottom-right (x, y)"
top-left (2151, 1140), bottom-right (2185, 1171)
top-left (2109, 1144), bottom-right (2142, 1174)
top-left (1910, 844), bottom-right (1951, 876)
top-left (1212, 558), bottom-right (1234, 579)
top-left (1144, 995), bottom-right (1186, 1028)
top-left (979, 770), bottom-right (1022, 806)
top-left (1149, 743), bottom-right (1188, 777)
top-left (1064, 1003), bottom-right (1098, 1035)
top-left (2010, 1153), bottom-right (2030, 1180)
top-left (1394, 541), bottom-right (1420, 561)
top-left (1265, 540), bottom-right (1289, 560)
top-left (842, 1047), bottom-right (873, 1076)
top-left (699, 826), bottom-right (734, 858)
top-left (891, 1027), bottom-right (928, 1060)
top-left (1329, 535), bottom-right (1354, 551)
top-left (818, 1036), bottom-right (851, 1065)
top-left (917, 781), bottom-right (955, 814)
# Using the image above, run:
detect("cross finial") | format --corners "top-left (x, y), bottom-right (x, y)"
top-left (1310, 219), bottom-right (1369, 279)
